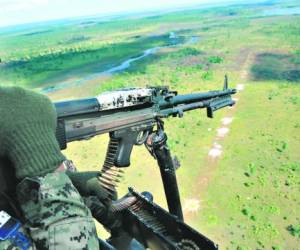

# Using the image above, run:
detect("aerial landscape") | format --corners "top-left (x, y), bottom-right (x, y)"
top-left (0, 0), bottom-right (299, 249)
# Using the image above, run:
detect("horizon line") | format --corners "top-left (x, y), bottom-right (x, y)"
top-left (0, 0), bottom-right (263, 31)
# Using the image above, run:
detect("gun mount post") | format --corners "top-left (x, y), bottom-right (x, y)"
top-left (146, 128), bottom-right (183, 221)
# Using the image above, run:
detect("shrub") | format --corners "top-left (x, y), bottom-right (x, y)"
top-left (201, 70), bottom-right (213, 80)
top-left (208, 56), bottom-right (223, 64)
top-left (287, 224), bottom-right (300, 237)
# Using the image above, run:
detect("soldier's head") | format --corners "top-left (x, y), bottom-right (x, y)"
top-left (0, 87), bottom-right (65, 179)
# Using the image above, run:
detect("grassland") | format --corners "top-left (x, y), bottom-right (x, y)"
top-left (1, 0), bottom-right (300, 249)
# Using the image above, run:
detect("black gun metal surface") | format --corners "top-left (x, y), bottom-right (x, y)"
top-left (122, 189), bottom-right (218, 250)
top-left (146, 130), bottom-right (183, 221)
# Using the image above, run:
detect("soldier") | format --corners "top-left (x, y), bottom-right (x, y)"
top-left (0, 86), bottom-right (120, 249)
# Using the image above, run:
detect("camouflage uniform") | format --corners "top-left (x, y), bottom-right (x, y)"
top-left (0, 87), bottom-right (101, 249)
top-left (16, 172), bottom-right (99, 250)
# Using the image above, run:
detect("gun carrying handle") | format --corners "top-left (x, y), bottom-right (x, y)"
top-left (110, 130), bottom-right (140, 167)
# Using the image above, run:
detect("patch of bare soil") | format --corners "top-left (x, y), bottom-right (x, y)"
top-left (183, 198), bottom-right (201, 213)
top-left (180, 56), bottom-right (207, 67)
top-left (227, 47), bottom-right (252, 71)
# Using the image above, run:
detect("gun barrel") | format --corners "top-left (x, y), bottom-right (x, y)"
top-left (158, 89), bottom-right (236, 108)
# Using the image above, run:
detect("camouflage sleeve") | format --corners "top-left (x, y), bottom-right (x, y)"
top-left (16, 172), bottom-right (99, 250)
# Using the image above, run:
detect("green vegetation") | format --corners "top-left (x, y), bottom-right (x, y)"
top-left (0, 34), bottom-right (177, 87)
top-left (251, 53), bottom-right (300, 82)
top-left (196, 83), bottom-right (300, 249)
top-left (287, 224), bottom-right (300, 237)
top-left (1, 0), bottom-right (300, 249)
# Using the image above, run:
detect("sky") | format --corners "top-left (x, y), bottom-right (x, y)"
top-left (0, 0), bottom-right (245, 28)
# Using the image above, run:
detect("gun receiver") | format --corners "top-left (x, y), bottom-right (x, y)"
top-left (54, 78), bottom-right (236, 224)
top-left (55, 83), bottom-right (236, 157)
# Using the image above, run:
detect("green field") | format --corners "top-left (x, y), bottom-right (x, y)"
top-left (1, 0), bottom-right (299, 249)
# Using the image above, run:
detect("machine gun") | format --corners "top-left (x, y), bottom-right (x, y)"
top-left (54, 76), bottom-right (236, 249)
